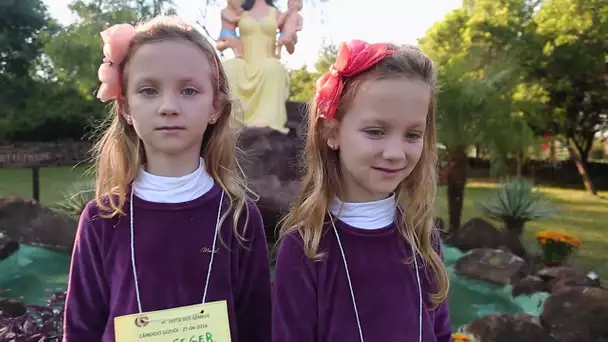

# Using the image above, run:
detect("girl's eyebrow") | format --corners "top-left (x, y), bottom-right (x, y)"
top-left (360, 118), bottom-right (426, 129)
top-left (132, 76), bottom-right (205, 86)
top-left (360, 118), bottom-right (390, 126)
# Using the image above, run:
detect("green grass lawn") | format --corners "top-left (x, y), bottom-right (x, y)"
top-left (435, 179), bottom-right (608, 281)
top-left (0, 165), bottom-right (92, 205)
top-left (1, 166), bottom-right (607, 280)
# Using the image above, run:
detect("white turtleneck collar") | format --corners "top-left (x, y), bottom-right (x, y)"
top-left (330, 194), bottom-right (397, 230)
top-left (132, 157), bottom-right (214, 203)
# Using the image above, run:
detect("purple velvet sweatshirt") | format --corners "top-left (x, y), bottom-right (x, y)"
top-left (63, 185), bottom-right (271, 342)
top-left (272, 218), bottom-right (452, 342)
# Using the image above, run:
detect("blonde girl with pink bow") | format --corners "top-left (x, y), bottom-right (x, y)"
top-left (62, 16), bottom-right (271, 342)
top-left (272, 40), bottom-right (452, 342)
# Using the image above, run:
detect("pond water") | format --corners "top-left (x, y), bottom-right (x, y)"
top-left (0, 244), bottom-right (548, 331)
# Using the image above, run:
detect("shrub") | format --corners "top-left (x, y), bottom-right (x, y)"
top-left (476, 177), bottom-right (558, 236)
top-left (589, 145), bottom-right (605, 161)
top-left (53, 180), bottom-right (95, 217)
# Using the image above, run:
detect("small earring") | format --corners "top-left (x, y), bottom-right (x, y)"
top-left (210, 117), bottom-right (216, 124)
top-left (327, 141), bottom-right (337, 150)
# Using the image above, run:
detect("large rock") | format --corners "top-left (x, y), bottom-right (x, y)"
top-left (541, 286), bottom-right (608, 342)
top-left (511, 275), bottom-right (549, 297)
top-left (0, 296), bottom-right (27, 318)
top-left (0, 232), bottom-right (19, 261)
top-left (464, 313), bottom-right (552, 342)
top-left (463, 286), bottom-right (608, 341)
top-left (455, 248), bottom-right (525, 286)
top-left (285, 101), bottom-right (307, 140)
top-left (0, 197), bottom-right (77, 253)
top-left (512, 265), bottom-right (602, 297)
top-left (248, 176), bottom-right (299, 241)
top-left (237, 121), bottom-right (303, 242)
top-left (237, 126), bottom-right (300, 181)
top-left (446, 217), bottom-right (527, 258)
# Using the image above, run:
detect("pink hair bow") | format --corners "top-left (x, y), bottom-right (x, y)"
top-left (314, 39), bottom-right (393, 120)
top-left (96, 24), bottom-right (136, 102)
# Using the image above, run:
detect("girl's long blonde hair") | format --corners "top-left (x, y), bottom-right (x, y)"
top-left (92, 16), bottom-right (250, 239)
top-left (279, 44), bottom-right (449, 307)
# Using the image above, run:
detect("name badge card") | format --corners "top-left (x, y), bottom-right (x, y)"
top-left (114, 300), bottom-right (231, 342)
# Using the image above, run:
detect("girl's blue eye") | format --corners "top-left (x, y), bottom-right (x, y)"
top-left (365, 129), bottom-right (385, 138)
top-left (139, 88), bottom-right (157, 96)
top-left (182, 88), bottom-right (199, 96)
top-left (407, 132), bottom-right (423, 140)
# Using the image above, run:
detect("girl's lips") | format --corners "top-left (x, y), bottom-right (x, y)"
top-left (373, 167), bottom-right (404, 173)
top-left (155, 126), bottom-right (185, 130)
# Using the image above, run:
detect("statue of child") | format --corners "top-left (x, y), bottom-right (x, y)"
top-left (216, 0), bottom-right (244, 58)
top-left (276, 0), bottom-right (303, 57)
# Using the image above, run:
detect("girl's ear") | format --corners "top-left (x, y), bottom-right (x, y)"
top-left (209, 105), bottom-right (222, 124)
top-left (121, 99), bottom-right (133, 125)
top-left (211, 98), bottom-right (224, 124)
top-left (321, 118), bottom-right (340, 150)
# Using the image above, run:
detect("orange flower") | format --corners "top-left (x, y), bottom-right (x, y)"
top-left (535, 230), bottom-right (581, 247)
top-left (452, 332), bottom-right (473, 342)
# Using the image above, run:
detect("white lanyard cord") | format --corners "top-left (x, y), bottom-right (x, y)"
top-left (130, 189), bottom-right (224, 313)
top-left (329, 214), bottom-right (365, 342)
top-left (329, 213), bottom-right (422, 342)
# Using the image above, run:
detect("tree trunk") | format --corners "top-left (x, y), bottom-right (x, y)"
top-left (515, 151), bottom-right (523, 178)
top-left (567, 138), bottom-right (597, 196)
top-left (505, 218), bottom-right (526, 237)
top-left (446, 148), bottom-right (468, 233)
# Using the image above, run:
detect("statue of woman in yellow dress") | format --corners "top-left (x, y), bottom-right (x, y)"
top-left (221, 0), bottom-right (297, 134)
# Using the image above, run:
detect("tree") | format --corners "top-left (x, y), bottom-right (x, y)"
top-left (529, 0), bottom-right (608, 194)
top-left (434, 53), bottom-right (521, 233)
top-left (288, 43), bottom-right (337, 102)
top-left (0, 0), bottom-right (179, 141)
top-left (43, 0), bottom-right (177, 101)
top-left (0, 0), bottom-right (52, 118)
top-left (0, 0), bottom-right (58, 140)
top-left (419, 1), bottom-right (539, 232)
top-left (289, 67), bottom-right (316, 102)
top-left (0, 0), bottom-right (49, 78)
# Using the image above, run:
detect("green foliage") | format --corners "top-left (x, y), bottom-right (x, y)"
top-left (54, 180), bottom-right (95, 217)
top-left (529, 0), bottom-right (608, 160)
top-left (289, 67), bottom-right (316, 103)
top-left (0, 0), bottom-right (55, 137)
top-left (421, 0), bottom-right (607, 163)
top-left (42, 0), bottom-right (176, 100)
top-left (313, 42), bottom-right (338, 73)
top-left (420, 0), bottom-right (606, 229)
top-left (0, 0), bottom-right (50, 78)
top-left (589, 142), bottom-right (605, 161)
top-left (288, 43), bottom-right (337, 102)
top-left (0, 0), bottom-right (179, 141)
top-left (477, 177), bottom-right (558, 227)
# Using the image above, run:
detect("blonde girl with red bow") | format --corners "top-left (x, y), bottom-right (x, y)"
top-left (272, 40), bottom-right (453, 342)
top-left (62, 16), bottom-right (271, 342)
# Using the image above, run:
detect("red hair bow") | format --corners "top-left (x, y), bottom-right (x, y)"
top-left (314, 40), bottom-right (393, 120)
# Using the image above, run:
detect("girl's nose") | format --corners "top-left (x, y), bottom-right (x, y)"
top-left (382, 138), bottom-right (406, 161)
top-left (159, 96), bottom-right (179, 116)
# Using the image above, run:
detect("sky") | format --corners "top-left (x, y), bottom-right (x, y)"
top-left (43, 0), bottom-right (462, 70)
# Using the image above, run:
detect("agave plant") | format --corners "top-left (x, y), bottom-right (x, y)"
top-left (53, 180), bottom-right (95, 217)
top-left (477, 177), bottom-right (558, 237)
